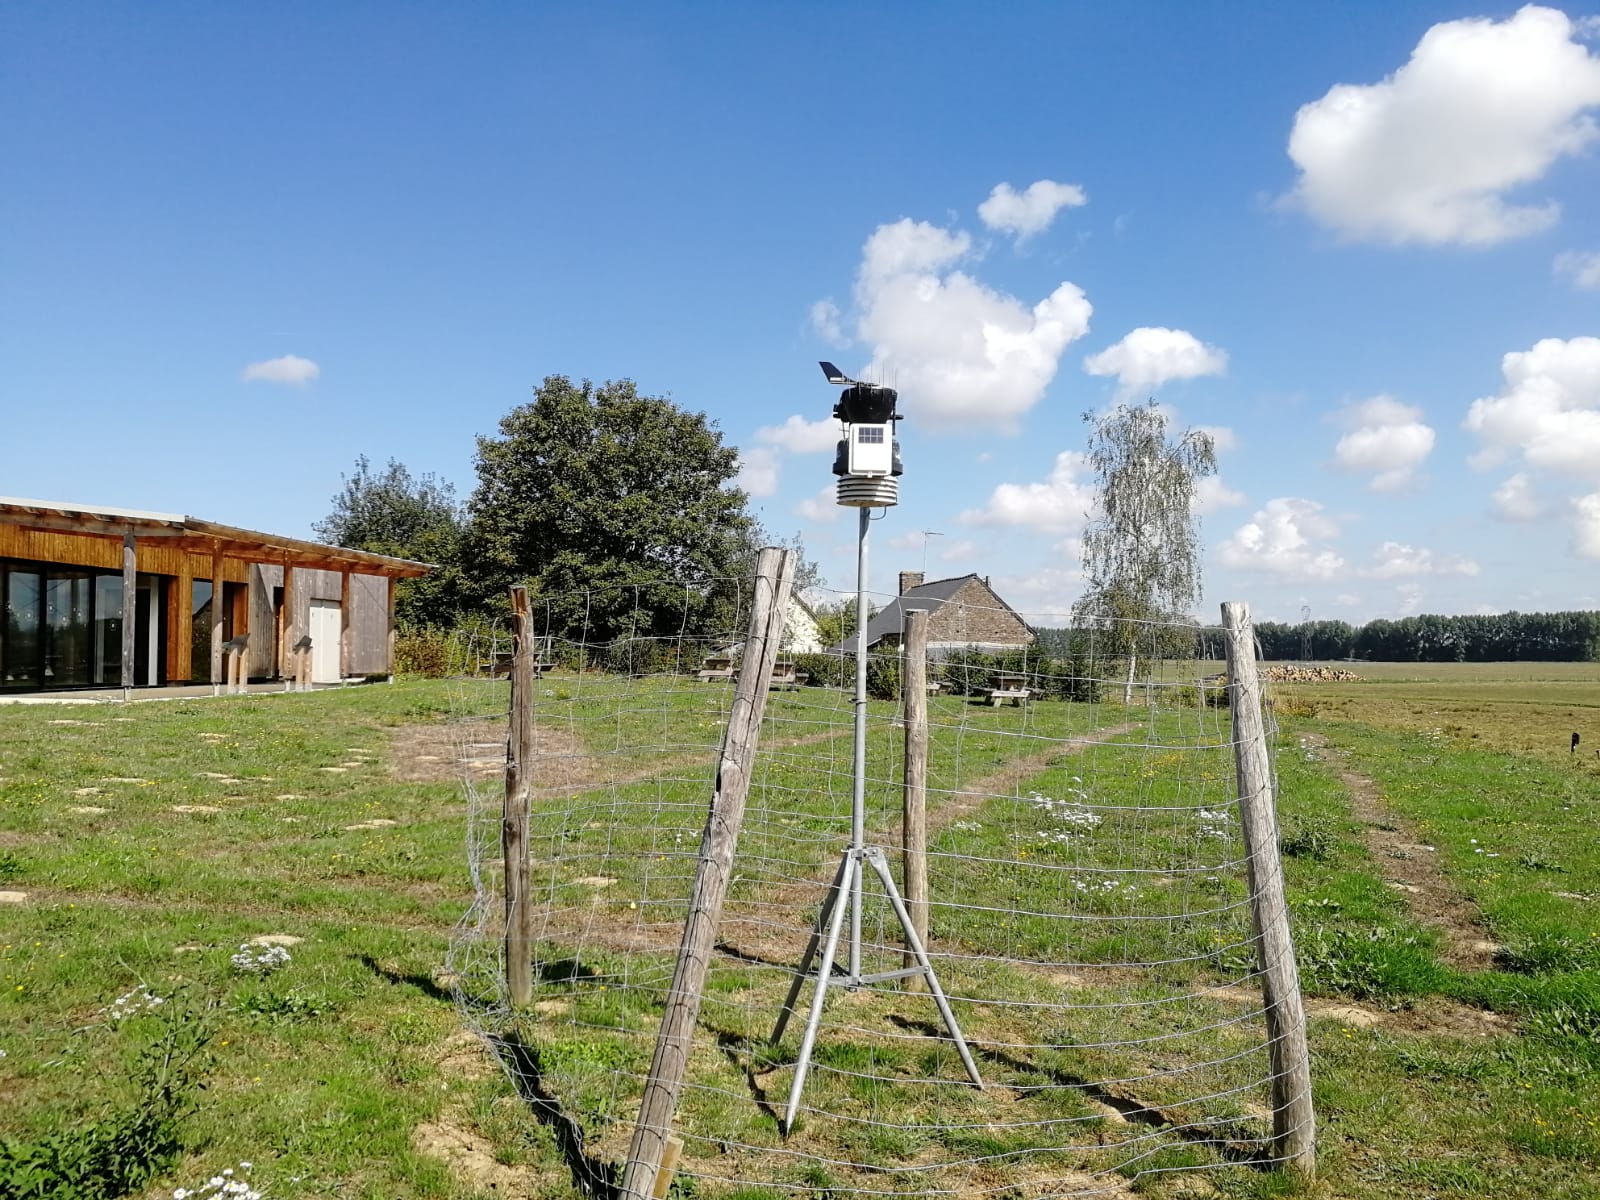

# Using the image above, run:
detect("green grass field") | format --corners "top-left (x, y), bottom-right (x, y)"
top-left (1, 663), bottom-right (1597, 1199)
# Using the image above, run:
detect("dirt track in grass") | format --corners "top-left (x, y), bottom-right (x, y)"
top-left (1300, 731), bottom-right (1499, 970)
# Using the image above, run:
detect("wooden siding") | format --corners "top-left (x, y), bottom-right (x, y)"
top-left (0, 525), bottom-right (251, 582)
top-left (347, 574), bottom-right (391, 676)
top-left (249, 563), bottom-right (281, 678)
top-left (244, 563), bottom-right (392, 679)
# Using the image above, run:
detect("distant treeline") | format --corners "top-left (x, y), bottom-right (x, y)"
top-left (1248, 611), bottom-right (1600, 663)
top-left (1032, 610), bottom-right (1600, 663)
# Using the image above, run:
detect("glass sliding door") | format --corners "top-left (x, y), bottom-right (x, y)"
top-left (3, 569), bottom-right (42, 689)
top-left (190, 580), bottom-right (214, 683)
top-left (93, 574), bottom-right (123, 685)
top-left (44, 573), bottom-right (93, 687)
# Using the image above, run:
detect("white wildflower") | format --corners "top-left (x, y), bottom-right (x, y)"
top-left (103, 984), bottom-right (165, 1022)
top-left (231, 944), bottom-right (291, 974)
top-left (1196, 808), bottom-right (1232, 840)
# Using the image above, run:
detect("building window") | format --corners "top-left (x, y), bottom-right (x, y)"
top-left (3, 569), bottom-right (42, 689)
top-left (2, 562), bottom-right (135, 691)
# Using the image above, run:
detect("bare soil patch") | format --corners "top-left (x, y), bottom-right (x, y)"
top-left (391, 719), bottom-right (597, 789)
top-left (1301, 732), bottom-right (1498, 969)
top-left (1208, 983), bottom-right (1512, 1037)
top-left (436, 1029), bottom-right (499, 1081)
top-left (412, 1118), bottom-right (536, 1194)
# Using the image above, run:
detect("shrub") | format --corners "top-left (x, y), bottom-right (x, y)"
top-left (792, 652), bottom-right (849, 689)
top-left (937, 649), bottom-right (997, 697)
top-left (600, 636), bottom-right (684, 677)
top-left (1172, 680), bottom-right (1230, 709)
top-left (394, 627), bottom-right (456, 678)
top-left (866, 656), bottom-right (900, 701)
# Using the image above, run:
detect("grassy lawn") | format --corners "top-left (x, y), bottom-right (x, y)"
top-left (1, 666), bottom-right (1597, 1199)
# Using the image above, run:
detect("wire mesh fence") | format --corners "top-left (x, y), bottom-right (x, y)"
top-left (445, 574), bottom-right (1304, 1198)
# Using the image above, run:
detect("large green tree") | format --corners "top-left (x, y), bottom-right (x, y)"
top-left (1073, 401), bottom-right (1217, 699)
top-left (465, 375), bottom-right (755, 644)
top-left (314, 455), bottom-right (467, 628)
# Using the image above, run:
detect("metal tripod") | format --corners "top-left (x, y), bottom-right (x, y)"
top-left (769, 507), bottom-right (982, 1135)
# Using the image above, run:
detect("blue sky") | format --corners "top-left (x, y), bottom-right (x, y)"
top-left (4, 2), bottom-right (1599, 625)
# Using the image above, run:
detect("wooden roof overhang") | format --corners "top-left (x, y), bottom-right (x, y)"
top-left (0, 497), bottom-right (433, 578)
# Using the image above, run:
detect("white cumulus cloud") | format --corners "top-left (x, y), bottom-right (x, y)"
top-left (1554, 249), bottom-right (1600, 289)
top-left (1218, 498), bottom-right (1346, 580)
top-left (1574, 492), bottom-right (1600, 557)
top-left (810, 298), bottom-right (845, 343)
top-left (958, 450), bottom-right (1097, 535)
top-left (1491, 471), bottom-right (1544, 520)
top-left (734, 447), bottom-right (780, 498)
top-left (1361, 541), bottom-right (1480, 578)
top-left (1083, 327), bottom-right (1228, 396)
top-left (977, 179), bottom-right (1088, 241)
top-left (795, 485), bottom-right (843, 524)
top-left (989, 565), bottom-right (1085, 626)
top-left (1194, 475), bottom-right (1246, 515)
top-left (848, 218), bottom-right (1093, 431)
top-left (242, 354), bottom-right (320, 385)
top-left (1332, 395), bottom-right (1435, 491)
top-left (756, 415), bottom-right (840, 454)
top-left (1286, 5), bottom-right (1600, 245)
top-left (1463, 336), bottom-right (1600, 478)
top-left (1195, 424), bottom-right (1238, 454)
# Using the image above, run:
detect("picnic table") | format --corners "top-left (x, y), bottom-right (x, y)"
top-left (488, 653), bottom-right (553, 679)
top-left (696, 655), bottom-right (735, 682)
top-left (984, 673), bottom-right (1033, 707)
top-left (768, 661), bottom-right (810, 690)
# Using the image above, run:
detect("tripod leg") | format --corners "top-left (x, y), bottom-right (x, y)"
top-left (771, 852), bottom-right (851, 1045)
top-left (781, 854), bottom-right (856, 1134)
top-left (862, 849), bottom-right (985, 1090)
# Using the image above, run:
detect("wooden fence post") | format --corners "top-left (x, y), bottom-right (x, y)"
top-left (504, 586), bottom-right (536, 1008)
top-left (901, 608), bottom-right (930, 990)
top-left (1222, 600), bottom-right (1316, 1177)
top-left (619, 548), bottom-right (795, 1200)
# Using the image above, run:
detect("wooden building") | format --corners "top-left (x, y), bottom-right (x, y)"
top-left (1, 497), bottom-right (431, 694)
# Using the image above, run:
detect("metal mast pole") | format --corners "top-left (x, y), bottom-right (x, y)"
top-left (849, 505), bottom-right (870, 981)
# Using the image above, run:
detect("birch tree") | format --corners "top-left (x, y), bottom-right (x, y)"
top-left (1074, 401), bottom-right (1217, 702)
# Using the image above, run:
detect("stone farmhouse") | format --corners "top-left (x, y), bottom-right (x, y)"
top-left (844, 571), bottom-right (1035, 659)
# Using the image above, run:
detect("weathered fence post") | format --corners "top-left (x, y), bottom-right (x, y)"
top-left (619, 547), bottom-right (795, 1200)
top-left (503, 585), bottom-right (536, 1008)
top-left (1221, 600), bottom-right (1316, 1176)
top-left (901, 607), bottom-right (930, 990)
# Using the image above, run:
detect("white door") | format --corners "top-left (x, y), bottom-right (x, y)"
top-left (309, 599), bottom-right (342, 683)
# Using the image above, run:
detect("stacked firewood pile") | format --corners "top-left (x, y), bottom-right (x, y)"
top-left (1262, 664), bottom-right (1364, 683)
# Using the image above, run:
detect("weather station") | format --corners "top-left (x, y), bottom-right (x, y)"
top-left (770, 363), bottom-right (982, 1134)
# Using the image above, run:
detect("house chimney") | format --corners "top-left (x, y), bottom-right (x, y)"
top-left (899, 571), bottom-right (924, 595)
